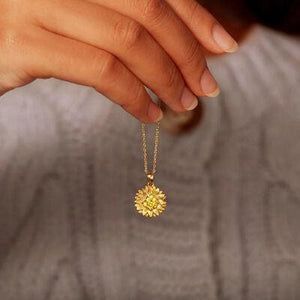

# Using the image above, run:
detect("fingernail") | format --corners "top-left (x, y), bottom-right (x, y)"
top-left (181, 87), bottom-right (198, 110)
top-left (148, 102), bottom-right (163, 122)
top-left (212, 23), bottom-right (239, 53)
top-left (200, 68), bottom-right (220, 97)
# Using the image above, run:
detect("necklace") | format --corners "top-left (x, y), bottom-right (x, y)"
top-left (134, 119), bottom-right (167, 218)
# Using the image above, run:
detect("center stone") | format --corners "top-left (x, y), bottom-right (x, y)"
top-left (143, 193), bottom-right (159, 210)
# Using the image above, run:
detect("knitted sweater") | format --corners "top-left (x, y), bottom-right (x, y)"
top-left (0, 25), bottom-right (299, 300)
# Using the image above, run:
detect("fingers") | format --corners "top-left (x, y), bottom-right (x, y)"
top-left (92, 0), bottom-right (216, 97)
top-left (166, 0), bottom-right (239, 54)
top-left (31, 0), bottom-right (197, 112)
top-left (22, 27), bottom-right (163, 123)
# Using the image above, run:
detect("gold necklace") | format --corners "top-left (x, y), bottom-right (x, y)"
top-left (134, 120), bottom-right (167, 218)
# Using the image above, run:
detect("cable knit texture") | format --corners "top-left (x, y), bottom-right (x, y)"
top-left (0, 26), bottom-right (299, 300)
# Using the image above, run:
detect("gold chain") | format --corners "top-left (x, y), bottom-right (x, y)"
top-left (141, 120), bottom-right (160, 176)
top-left (135, 101), bottom-right (166, 218)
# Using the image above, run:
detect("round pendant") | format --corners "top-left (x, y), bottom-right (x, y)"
top-left (135, 184), bottom-right (166, 217)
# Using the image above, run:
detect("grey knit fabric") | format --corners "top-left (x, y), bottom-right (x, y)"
top-left (0, 26), bottom-right (299, 300)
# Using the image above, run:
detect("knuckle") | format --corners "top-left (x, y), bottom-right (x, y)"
top-left (188, 1), bottom-right (201, 24)
top-left (188, 2), bottom-right (213, 28)
top-left (165, 64), bottom-right (180, 90)
top-left (140, 0), bottom-right (167, 24)
top-left (92, 53), bottom-right (118, 81)
top-left (182, 39), bottom-right (204, 68)
top-left (113, 19), bottom-right (145, 50)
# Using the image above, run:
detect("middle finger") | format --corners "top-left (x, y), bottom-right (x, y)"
top-left (92, 0), bottom-right (219, 97)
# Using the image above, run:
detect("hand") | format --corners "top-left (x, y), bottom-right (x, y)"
top-left (0, 0), bottom-right (238, 122)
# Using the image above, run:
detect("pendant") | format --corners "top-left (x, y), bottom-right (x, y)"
top-left (135, 179), bottom-right (166, 218)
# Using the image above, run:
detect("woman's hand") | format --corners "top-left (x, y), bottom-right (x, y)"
top-left (0, 0), bottom-right (238, 122)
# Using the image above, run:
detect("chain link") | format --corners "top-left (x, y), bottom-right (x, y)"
top-left (141, 120), bottom-right (160, 176)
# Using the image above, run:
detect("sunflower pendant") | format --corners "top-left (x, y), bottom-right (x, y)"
top-left (135, 183), bottom-right (166, 218)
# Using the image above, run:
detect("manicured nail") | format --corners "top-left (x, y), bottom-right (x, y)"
top-left (180, 87), bottom-right (198, 110)
top-left (148, 101), bottom-right (163, 122)
top-left (200, 68), bottom-right (220, 97)
top-left (212, 23), bottom-right (239, 53)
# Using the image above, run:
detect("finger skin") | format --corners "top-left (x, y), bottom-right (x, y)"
top-left (31, 0), bottom-right (190, 112)
top-left (91, 0), bottom-right (210, 96)
top-left (4, 25), bottom-right (163, 123)
top-left (166, 0), bottom-right (238, 54)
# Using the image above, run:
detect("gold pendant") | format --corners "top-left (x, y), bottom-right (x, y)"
top-left (135, 183), bottom-right (166, 218)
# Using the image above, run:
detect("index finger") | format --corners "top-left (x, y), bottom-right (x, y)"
top-left (93, 0), bottom-right (220, 97)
